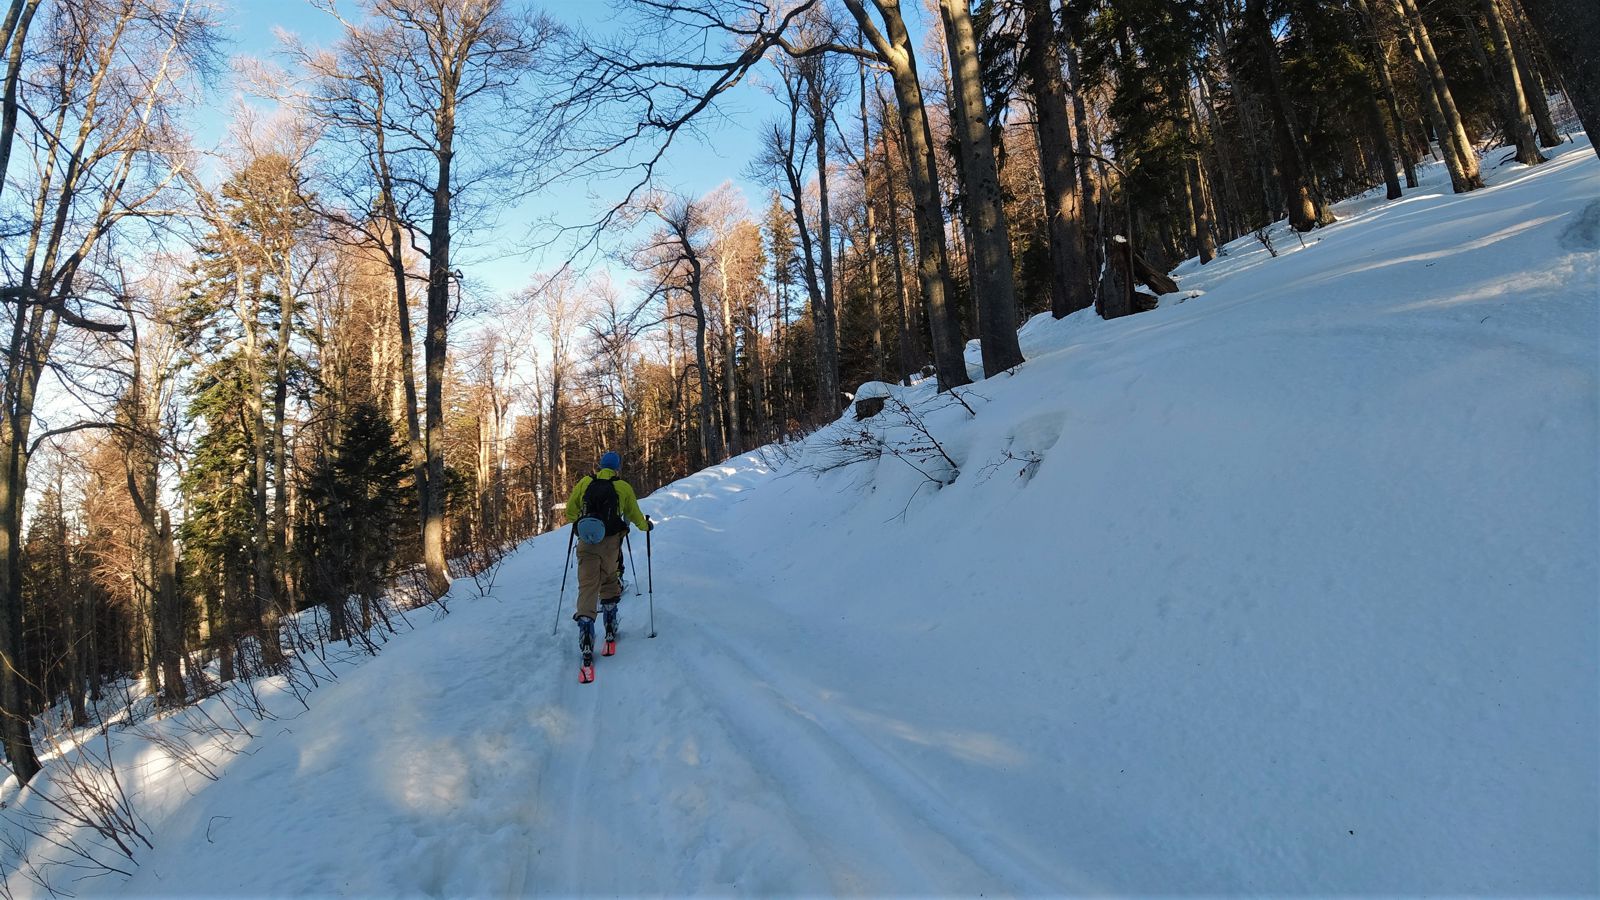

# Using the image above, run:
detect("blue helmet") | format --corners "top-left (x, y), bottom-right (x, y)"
top-left (600, 451), bottom-right (621, 471)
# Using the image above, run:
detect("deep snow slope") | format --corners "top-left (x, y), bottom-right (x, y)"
top-left (7, 142), bottom-right (1598, 897)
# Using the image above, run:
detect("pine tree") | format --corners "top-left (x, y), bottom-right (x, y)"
top-left (178, 355), bottom-right (259, 677)
top-left (300, 403), bottom-right (410, 641)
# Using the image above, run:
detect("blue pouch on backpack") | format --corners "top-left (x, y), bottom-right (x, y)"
top-left (576, 517), bottom-right (607, 544)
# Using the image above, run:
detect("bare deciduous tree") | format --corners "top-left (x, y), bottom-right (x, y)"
top-left (297, 0), bottom-right (560, 595)
top-left (0, 0), bottom-right (219, 786)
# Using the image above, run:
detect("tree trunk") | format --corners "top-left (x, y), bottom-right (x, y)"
top-left (1190, 67), bottom-right (1241, 242)
top-left (1399, 19), bottom-right (1473, 185)
top-left (373, 103), bottom-right (429, 595)
top-left (1064, 23), bottom-right (1102, 255)
top-left (879, 91), bottom-right (921, 386)
top-left (781, 146), bottom-right (828, 409)
top-left (1023, 0), bottom-right (1093, 316)
top-left (0, 424), bottom-right (40, 783)
top-left (1246, 0), bottom-right (1335, 231)
top-left (0, 0), bottom-right (39, 199)
top-left (1171, 74), bottom-right (1220, 261)
top-left (156, 511), bottom-right (184, 704)
top-left (244, 276), bottom-right (284, 670)
top-left (1504, 0), bottom-right (1563, 147)
top-left (859, 59), bottom-right (886, 382)
top-left (55, 490), bottom-right (86, 726)
top-left (1363, 76), bottom-right (1405, 198)
top-left (218, 575), bottom-right (235, 682)
top-left (1102, 236), bottom-right (1135, 319)
top-left (844, 0), bottom-right (970, 391)
top-left (0, 286), bottom-right (50, 781)
top-left (1395, 0), bottom-right (1485, 189)
top-left (940, 0), bottom-right (1024, 375)
top-left (422, 111), bottom-right (454, 596)
top-left (1352, 0), bottom-right (1421, 188)
top-left (1514, 0), bottom-right (1598, 160)
top-left (887, 203), bottom-right (917, 385)
top-left (273, 255), bottom-right (295, 615)
top-left (805, 70), bottom-right (842, 416)
top-left (717, 254), bottom-right (743, 455)
top-left (1482, 0), bottom-right (1547, 165)
top-left (746, 291), bottom-right (767, 442)
top-left (687, 278), bottom-right (719, 466)
top-left (548, 365), bottom-right (565, 502)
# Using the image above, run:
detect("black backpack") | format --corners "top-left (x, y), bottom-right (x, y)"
top-left (581, 474), bottom-right (625, 537)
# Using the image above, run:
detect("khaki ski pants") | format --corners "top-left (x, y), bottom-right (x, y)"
top-left (574, 532), bottom-right (623, 621)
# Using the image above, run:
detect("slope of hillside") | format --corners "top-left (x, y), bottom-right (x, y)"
top-left (5, 140), bottom-right (1596, 897)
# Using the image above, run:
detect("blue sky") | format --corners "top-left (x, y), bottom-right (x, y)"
top-left (204, 0), bottom-right (782, 300)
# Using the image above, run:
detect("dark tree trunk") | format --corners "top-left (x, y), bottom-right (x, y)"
top-left (1246, 0), bottom-right (1335, 231)
top-left (859, 60), bottom-right (886, 382)
top-left (0, 430), bottom-right (39, 783)
top-left (0, 0), bottom-right (39, 199)
top-left (156, 512), bottom-right (185, 704)
top-left (1503, 1), bottom-right (1563, 147)
top-left (245, 284), bottom-right (285, 670)
top-left (1022, 0), bottom-right (1093, 317)
top-left (1514, 0), bottom-right (1599, 160)
top-left (879, 91), bottom-right (921, 386)
top-left (57, 496), bottom-right (86, 726)
top-left (1350, 0), bottom-right (1414, 192)
top-left (272, 255), bottom-right (296, 617)
top-left (1352, 0), bottom-right (1417, 190)
top-left (804, 66), bottom-right (842, 415)
top-left (687, 278), bottom-right (719, 466)
top-left (1363, 79), bottom-right (1405, 198)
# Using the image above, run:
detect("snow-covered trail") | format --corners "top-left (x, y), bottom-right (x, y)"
top-left (116, 481), bottom-right (1088, 897)
top-left (506, 480), bottom-right (1080, 897)
top-left (20, 138), bottom-right (1596, 897)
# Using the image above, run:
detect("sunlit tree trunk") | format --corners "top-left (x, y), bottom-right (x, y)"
top-left (1503, 2), bottom-right (1562, 148)
top-left (1482, 0), bottom-right (1546, 165)
top-left (842, 0), bottom-right (970, 390)
top-left (1394, 0), bottom-right (1484, 190)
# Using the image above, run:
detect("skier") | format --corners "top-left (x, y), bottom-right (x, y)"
top-left (566, 451), bottom-right (652, 670)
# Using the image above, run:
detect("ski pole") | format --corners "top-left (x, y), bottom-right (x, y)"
top-left (646, 516), bottom-right (656, 638)
top-left (550, 525), bottom-right (576, 636)
top-left (625, 531), bottom-right (640, 597)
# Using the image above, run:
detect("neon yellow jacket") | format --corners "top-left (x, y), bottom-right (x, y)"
top-left (566, 468), bottom-right (650, 531)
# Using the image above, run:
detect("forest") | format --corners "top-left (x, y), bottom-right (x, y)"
top-left (0, 0), bottom-right (1592, 793)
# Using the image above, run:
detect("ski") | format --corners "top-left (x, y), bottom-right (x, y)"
top-left (602, 638), bottom-right (616, 657)
top-left (579, 652), bottom-right (595, 683)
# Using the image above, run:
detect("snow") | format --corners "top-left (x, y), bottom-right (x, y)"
top-left (5, 140), bottom-right (1598, 896)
